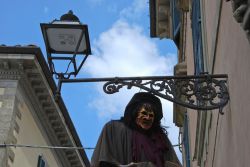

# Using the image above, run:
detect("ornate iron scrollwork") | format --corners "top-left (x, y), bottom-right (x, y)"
top-left (59, 74), bottom-right (229, 113)
top-left (102, 75), bottom-right (229, 112)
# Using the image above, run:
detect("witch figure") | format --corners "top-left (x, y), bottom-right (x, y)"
top-left (91, 92), bottom-right (182, 167)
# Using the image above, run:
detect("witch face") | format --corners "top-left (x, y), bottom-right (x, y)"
top-left (123, 92), bottom-right (163, 131)
top-left (135, 104), bottom-right (155, 130)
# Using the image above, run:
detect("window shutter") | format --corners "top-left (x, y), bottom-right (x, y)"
top-left (192, 0), bottom-right (204, 75)
top-left (37, 155), bottom-right (46, 167)
top-left (171, 0), bottom-right (181, 47)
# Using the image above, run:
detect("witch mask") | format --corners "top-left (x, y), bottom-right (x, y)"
top-left (136, 104), bottom-right (155, 130)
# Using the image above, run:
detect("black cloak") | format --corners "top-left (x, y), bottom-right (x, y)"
top-left (91, 92), bottom-right (181, 167)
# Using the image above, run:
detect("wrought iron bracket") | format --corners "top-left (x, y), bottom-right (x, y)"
top-left (55, 74), bottom-right (229, 114)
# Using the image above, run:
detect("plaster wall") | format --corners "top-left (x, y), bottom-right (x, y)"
top-left (202, 0), bottom-right (221, 71)
top-left (186, 1), bottom-right (250, 167)
top-left (185, 13), bottom-right (194, 76)
top-left (9, 85), bottom-right (61, 167)
top-left (208, 1), bottom-right (250, 167)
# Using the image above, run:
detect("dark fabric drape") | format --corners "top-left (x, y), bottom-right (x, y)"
top-left (91, 121), bottom-right (181, 167)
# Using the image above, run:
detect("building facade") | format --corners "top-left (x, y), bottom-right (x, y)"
top-left (150, 0), bottom-right (250, 167)
top-left (0, 46), bottom-right (89, 167)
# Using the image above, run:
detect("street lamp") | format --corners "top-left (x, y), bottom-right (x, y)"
top-left (40, 11), bottom-right (229, 114)
top-left (40, 10), bottom-right (91, 79)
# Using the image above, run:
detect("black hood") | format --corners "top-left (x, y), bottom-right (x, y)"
top-left (123, 92), bottom-right (163, 127)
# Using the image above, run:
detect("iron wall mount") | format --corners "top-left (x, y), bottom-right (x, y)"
top-left (55, 74), bottom-right (229, 114)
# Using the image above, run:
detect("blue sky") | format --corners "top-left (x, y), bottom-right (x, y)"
top-left (0, 0), bottom-right (180, 161)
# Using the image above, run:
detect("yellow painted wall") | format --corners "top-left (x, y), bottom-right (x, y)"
top-left (10, 94), bottom-right (61, 167)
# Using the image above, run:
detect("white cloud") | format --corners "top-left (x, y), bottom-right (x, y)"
top-left (85, 20), bottom-right (175, 77)
top-left (161, 99), bottom-right (182, 160)
top-left (84, 19), bottom-right (177, 119)
top-left (120, 0), bottom-right (148, 20)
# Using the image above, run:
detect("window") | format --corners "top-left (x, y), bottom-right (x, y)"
top-left (170, 0), bottom-right (181, 48)
top-left (191, 0), bottom-right (204, 74)
top-left (37, 155), bottom-right (46, 167)
top-left (191, 1), bottom-right (209, 166)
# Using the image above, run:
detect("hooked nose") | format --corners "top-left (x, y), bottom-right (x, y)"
top-left (144, 114), bottom-right (153, 120)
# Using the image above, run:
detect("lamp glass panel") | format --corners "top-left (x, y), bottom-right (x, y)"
top-left (47, 28), bottom-right (87, 53)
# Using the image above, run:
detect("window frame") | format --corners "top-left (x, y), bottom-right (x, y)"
top-left (191, 0), bottom-right (204, 75)
top-left (37, 155), bottom-right (47, 167)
